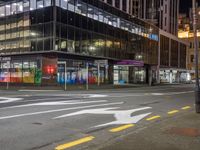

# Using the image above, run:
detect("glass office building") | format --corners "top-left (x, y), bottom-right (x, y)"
top-left (0, 0), bottom-right (159, 87)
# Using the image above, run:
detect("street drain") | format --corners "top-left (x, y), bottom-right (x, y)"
top-left (139, 101), bottom-right (160, 106)
top-left (32, 122), bottom-right (43, 125)
top-left (165, 127), bottom-right (200, 137)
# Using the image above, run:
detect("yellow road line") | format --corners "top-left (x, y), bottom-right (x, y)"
top-left (181, 106), bottom-right (191, 110)
top-left (55, 136), bottom-right (95, 150)
top-left (109, 124), bottom-right (134, 132)
top-left (168, 110), bottom-right (179, 115)
top-left (146, 115), bottom-right (161, 121)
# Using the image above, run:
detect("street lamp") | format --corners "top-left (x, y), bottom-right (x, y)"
top-left (192, 0), bottom-right (200, 113)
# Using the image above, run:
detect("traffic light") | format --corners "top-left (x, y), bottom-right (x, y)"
top-left (46, 65), bottom-right (55, 74)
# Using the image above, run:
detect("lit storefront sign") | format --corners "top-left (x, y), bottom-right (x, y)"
top-left (116, 60), bottom-right (144, 67)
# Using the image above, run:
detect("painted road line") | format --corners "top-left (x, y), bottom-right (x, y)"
top-left (55, 136), bottom-right (95, 150)
top-left (109, 124), bottom-right (134, 132)
top-left (146, 115), bottom-right (161, 121)
top-left (181, 106), bottom-right (191, 110)
top-left (168, 110), bottom-right (179, 115)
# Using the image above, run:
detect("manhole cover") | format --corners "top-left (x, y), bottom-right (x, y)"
top-left (165, 127), bottom-right (200, 137)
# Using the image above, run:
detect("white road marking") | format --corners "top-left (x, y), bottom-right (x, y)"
top-left (0, 100), bottom-right (108, 110)
top-left (54, 107), bottom-right (152, 128)
top-left (0, 97), bottom-right (23, 103)
top-left (0, 102), bottom-right (124, 120)
top-left (107, 91), bottom-right (194, 97)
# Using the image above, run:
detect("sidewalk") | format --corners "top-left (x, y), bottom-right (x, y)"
top-left (0, 83), bottom-right (148, 91)
top-left (99, 111), bottom-right (200, 150)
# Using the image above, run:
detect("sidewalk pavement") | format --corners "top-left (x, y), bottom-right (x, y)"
top-left (0, 83), bottom-right (148, 91)
top-left (99, 111), bottom-right (200, 150)
top-left (0, 82), bottom-right (190, 91)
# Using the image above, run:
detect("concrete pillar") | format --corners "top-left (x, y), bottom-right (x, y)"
top-left (148, 67), bottom-right (152, 86)
top-left (169, 39), bottom-right (171, 67)
top-left (157, 32), bottom-right (161, 84)
top-left (120, 0), bottom-right (123, 10)
top-left (126, 0), bottom-right (130, 14)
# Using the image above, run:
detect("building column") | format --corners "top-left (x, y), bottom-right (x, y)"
top-left (157, 32), bottom-right (161, 84)
top-left (120, 0), bottom-right (123, 11)
top-left (126, 0), bottom-right (130, 14)
top-left (178, 43), bottom-right (180, 68)
top-left (52, 0), bottom-right (56, 51)
top-left (129, 0), bottom-right (133, 15)
top-left (148, 67), bottom-right (152, 86)
top-left (169, 39), bottom-right (171, 67)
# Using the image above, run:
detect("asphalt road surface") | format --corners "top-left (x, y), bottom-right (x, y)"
top-left (0, 84), bottom-right (195, 150)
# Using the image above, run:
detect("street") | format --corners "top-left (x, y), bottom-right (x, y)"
top-left (0, 84), bottom-right (197, 150)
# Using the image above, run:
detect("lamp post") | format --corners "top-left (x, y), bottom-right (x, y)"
top-left (192, 0), bottom-right (200, 113)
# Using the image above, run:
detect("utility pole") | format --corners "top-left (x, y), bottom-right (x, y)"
top-left (193, 0), bottom-right (200, 113)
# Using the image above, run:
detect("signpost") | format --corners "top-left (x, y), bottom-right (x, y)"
top-left (192, 0), bottom-right (200, 113)
top-left (6, 61), bottom-right (9, 90)
top-left (86, 62), bottom-right (89, 90)
top-left (0, 57), bottom-right (11, 90)
top-left (95, 60), bottom-right (108, 86)
top-left (58, 61), bottom-right (67, 91)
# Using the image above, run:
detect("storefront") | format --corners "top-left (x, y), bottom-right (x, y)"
top-left (113, 60), bottom-right (147, 85)
top-left (159, 69), bottom-right (189, 83)
top-left (0, 56), bottom-right (42, 85)
top-left (57, 59), bottom-right (109, 86)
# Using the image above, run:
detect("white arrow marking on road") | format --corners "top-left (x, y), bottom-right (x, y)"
top-left (54, 107), bottom-right (152, 127)
top-left (0, 102), bottom-right (124, 120)
top-left (66, 94), bottom-right (108, 98)
top-left (0, 97), bottom-right (23, 103)
top-left (0, 100), bottom-right (108, 110)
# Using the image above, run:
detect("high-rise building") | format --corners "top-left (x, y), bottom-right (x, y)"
top-left (102, 0), bottom-right (179, 36)
top-left (101, 0), bottom-right (132, 15)
top-left (139, 0), bottom-right (179, 36)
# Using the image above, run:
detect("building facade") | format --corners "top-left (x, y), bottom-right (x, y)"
top-left (139, 0), bottom-right (179, 36)
top-left (178, 7), bottom-right (200, 81)
top-left (159, 30), bottom-right (188, 83)
top-left (101, 0), bottom-right (140, 17)
top-left (100, 0), bottom-right (179, 36)
top-left (0, 0), bottom-right (186, 88)
top-left (178, 30), bottom-right (200, 80)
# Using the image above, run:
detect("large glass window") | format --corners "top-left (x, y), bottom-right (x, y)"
top-left (5, 4), bottom-right (11, 16)
top-left (30, 0), bottom-right (37, 10)
top-left (0, 6), bottom-right (5, 17)
top-left (44, 0), bottom-right (51, 7)
top-left (68, 0), bottom-right (75, 12)
top-left (17, 2), bottom-right (23, 13)
top-left (24, 0), bottom-right (30, 12)
top-left (37, 0), bottom-right (43, 9)
top-left (61, 0), bottom-right (68, 9)
top-left (11, 3), bottom-right (17, 15)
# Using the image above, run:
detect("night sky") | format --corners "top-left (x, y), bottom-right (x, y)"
top-left (180, 0), bottom-right (200, 14)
